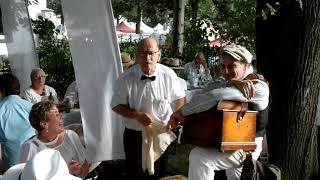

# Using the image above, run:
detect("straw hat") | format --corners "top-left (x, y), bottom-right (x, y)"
top-left (161, 58), bottom-right (182, 67)
top-left (161, 57), bottom-right (171, 66)
top-left (1, 149), bottom-right (81, 180)
top-left (168, 58), bottom-right (181, 67)
top-left (121, 52), bottom-right (135, 69)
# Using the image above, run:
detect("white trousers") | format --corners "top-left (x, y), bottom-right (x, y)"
top-left (188, 137), bottom-right (263, 180)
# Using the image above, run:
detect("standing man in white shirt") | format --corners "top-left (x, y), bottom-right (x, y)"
top-left (111, 37), bottom-right (186, 179)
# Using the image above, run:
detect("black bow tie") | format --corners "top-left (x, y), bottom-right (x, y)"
top-left (141, 75), bottom-right (156, 81)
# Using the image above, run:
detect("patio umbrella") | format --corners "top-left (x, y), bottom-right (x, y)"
top-left (209, 38), bottom-right (223, 47)
top-left (116, 22), bottom-right (135, 33)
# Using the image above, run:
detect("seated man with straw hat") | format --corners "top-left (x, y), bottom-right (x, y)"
top-left (121, 52), bottom-right (135, 70)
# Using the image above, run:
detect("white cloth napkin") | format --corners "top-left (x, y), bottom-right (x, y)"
top-left (142, 120), bottom-right (176, 175)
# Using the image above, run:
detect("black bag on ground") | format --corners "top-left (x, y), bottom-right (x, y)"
top-left (241, 154), bottom-right (281, 180)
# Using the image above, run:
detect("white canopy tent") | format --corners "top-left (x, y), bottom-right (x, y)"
top-left (140, 21), bottom-right (154, 34)
top-left (153, 23), bottom-right (165, 34)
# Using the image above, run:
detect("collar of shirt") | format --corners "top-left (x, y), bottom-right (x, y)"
top-left (138, 64), bottom-right (158, 80)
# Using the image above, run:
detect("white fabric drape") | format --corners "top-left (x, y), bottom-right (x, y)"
top-left (316, 93), bottom-right (320, 126)
top-left (0, 0), bottom-right (38, 91)
top-left (61, 0), bottom-right (125, 161)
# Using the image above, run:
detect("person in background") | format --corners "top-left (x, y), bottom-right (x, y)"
top-left (121, 52), bottom-right (135, 71)
top-left (184, 52), bottom-right (212, 89)
top-left (20, 101), bottom-right (89, 178)
top-left (111, 37), bottom-right (186, 179)
top-left (21, 68), bottom-right (58, 104)
top-left (168, 44), bottom-right (269, 180)
top-left (0, 73), bottom-right (36, 171)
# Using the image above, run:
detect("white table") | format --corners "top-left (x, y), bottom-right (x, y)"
top-left (63, 109), bottom-right (84, 145)
top-left (63, 109), bottom-right (82, 126)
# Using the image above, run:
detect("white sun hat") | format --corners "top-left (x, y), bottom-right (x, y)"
top-left (1, 149), bottom-right (81, 180)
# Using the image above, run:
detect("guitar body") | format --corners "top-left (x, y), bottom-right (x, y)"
top-left (181, 100), bottom-right (257, 151)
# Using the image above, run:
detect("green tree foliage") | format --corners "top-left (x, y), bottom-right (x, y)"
top-left (183, 0), bottom-right (220, 62)
top-left (112, 0), bottom-right (173, 28)
top-left (112, 0), bottom-right (136, 21)
top-left (119, 42), bottom-right (137, 58)
top-left (183, 19), bottom-right (217, 61)
top-left (182, 19), bottom-right (220, 78)
top-left (31, 16), bottom-right (55, 41)
top-left (212, 0), bottom-right (256, 52)
top-left (184, 0), bottom-right (256, 52)
top-left (47, 0), bottom-right (63, 15)
top-left (197, 0), bottom-right (216, 19)
top-left (31, 17), bottom-right (74, 98)
top-left (185, 0), bottom-right (217, 20)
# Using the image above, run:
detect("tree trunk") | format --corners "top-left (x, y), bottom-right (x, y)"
top-left (256, 0), bottom-right (320, 179)
top-left (172, 0), bottom-right (179, 57)
top-left (172, 0), bottom-right (185, 57)
top-left (135, 2), bottom-right (141, 34)
top-left (191, 0), bottom-right (199, 20)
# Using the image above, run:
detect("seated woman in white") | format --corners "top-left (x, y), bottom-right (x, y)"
top-left (20, 101), bottom-right (89, 178)
top-left (21, 68), bottom-right (58, 104)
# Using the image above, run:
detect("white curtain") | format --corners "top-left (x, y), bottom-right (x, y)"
top-left (0, 0), bottom-right (38, 91)
top-left (61, 0), bottom-right (125, 161)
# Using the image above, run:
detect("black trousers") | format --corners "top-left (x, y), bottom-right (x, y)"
top-left (124, 128), bottom-right (169, 180)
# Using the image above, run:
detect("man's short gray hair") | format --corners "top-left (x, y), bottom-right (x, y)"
top-left (30, 68), bottom-right (45, 80)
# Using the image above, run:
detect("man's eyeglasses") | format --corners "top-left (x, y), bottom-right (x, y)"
top-left (137, 50), bottom-right (160, 57)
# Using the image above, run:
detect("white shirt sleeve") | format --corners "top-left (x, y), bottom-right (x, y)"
top-left (181, 80), bottom-right (269, 116)
top-left (171, 76), bottom-right (186, 101)
top-left (20, 137), bottom-right (45, 163)
top-left (21, 88), bottom-right (35, 103)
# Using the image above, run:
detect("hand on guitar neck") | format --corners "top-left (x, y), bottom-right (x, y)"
top-left (167, 110), bottom-right (185, 130)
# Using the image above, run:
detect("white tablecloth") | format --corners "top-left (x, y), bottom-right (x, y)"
top-left (63, 109), bottom-right (82, 126)
top-left (63, 109), bottom-right (84, 145)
